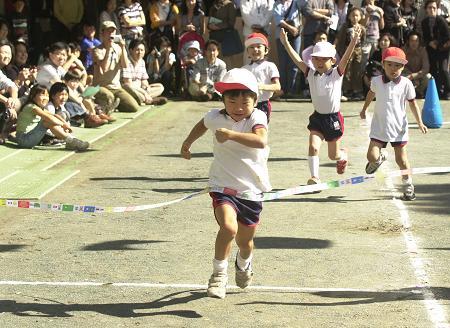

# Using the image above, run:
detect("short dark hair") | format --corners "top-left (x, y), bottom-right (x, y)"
top-left (49, 82), bottom-right (69, 99)
top-left (129, 38), bottom-right (147, 51)
top-left (205, 39), bottom-right (220, 50)
top-left (222, 89), bottom-right (257, 101)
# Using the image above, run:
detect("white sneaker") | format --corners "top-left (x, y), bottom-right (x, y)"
top-left (402, 182), bottom-right (416, 201)
top-left (365, 150), bottom-right (387, 174)
top-left (207, 273), bottom-right (228, 299)
top-left (235, 259), bottom-right (253, 289)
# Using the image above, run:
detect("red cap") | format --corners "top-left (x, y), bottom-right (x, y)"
top-left (382, 47), bottom-right (408, 65)
top-left (245, 33), bottom-right (269, 48)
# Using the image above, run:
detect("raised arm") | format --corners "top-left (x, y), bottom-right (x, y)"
top-left (181, 118), bottom-right (208, 159)
top-left (338, 24), bottom-right (362, 73)
top-left (279, 28), bottom-right (308, 74)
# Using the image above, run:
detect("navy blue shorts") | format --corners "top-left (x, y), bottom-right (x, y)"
top-left (307, 111), bottom-right (344, 141)
top-left (371, 138), bottom-right (407, 148)
top-left (209, 192), bottom-right (262, 226)
top-left (256, 100), bottom-right (272, 123)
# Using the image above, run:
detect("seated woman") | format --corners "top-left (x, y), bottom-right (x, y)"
top-left (146, 36), bottom-right (176, 97)
top-left (122, 38), bottom-right (167, 105)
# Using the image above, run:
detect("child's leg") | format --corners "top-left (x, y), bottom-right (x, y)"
top-left (308, 132), bottom-right (323, 180)
top-left (327, 139), bottom-right (348, 174)
top-left (394, 145), bottom-right (415, 199)
top-left (235, 222), bottom-right (257, 268)
top-left (365, 140), bottom-right (387, 174)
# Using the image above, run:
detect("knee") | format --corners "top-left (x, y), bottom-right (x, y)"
top-left (219, 223), bottom-right (238, 239)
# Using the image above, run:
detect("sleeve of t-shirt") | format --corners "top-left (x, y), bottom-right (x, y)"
top-left (203, 109), bottom-right (220, 131)
top-left (251, 109), bottom-right (268, 131)
top-left (370, 76), bottom-right (378, 93)
top-left (405, 78), bottom-right (416, 101)
top-left (268, 62), bottom-right (280, 79)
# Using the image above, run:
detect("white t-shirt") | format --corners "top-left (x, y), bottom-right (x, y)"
top-left (203, 108), bottom-right (271, 194)
top-left (307, 66), bottom-right (343, 114)
top-left (370, 75), bottom-right (416, 142)
top-left (243, 60), bottom-right (280, 102)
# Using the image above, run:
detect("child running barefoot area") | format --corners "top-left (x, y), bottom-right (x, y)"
top-left (360, 47), bottom-right (428, 201)
top-left (180, 68), bottom-right (270, 299)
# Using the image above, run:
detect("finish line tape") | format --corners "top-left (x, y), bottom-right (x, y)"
top-left (1, 167), bottom-right (449, 214)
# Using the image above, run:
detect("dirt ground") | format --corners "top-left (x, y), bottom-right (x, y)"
top-left (0, 99), bottom-right (449, 327)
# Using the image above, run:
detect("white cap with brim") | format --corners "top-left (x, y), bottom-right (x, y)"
top-left (311, 41), bottom-right (336, 58)
top-left (185, 40), bottom-right (201, 52)
top-left (214, 68), bottom-right (259, 99)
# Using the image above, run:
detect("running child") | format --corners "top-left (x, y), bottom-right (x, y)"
top-left (280, 25), bottom-right (363, 185)
top-left (180, 68), bottom-right (271, 299)
top-left (15, 84), bottom-right (89, 151)
top-left (360, 47), bottom-right (428, 201)
top-left (242, 33), bottom-right (280, 122)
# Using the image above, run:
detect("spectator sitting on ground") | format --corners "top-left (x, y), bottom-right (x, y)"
top-left (99, 0), bottom-right (121, 36)
top-left (122, 38), bottom-right (167, 106)
top-left (68, 42), bottom-right (88, 87)
top-left (92, 20), bottom-right (140, 113)
top-left (3, 39), bottom-right (37, 99)
top-left (0, 18), bottom-right (10, 42)
top-left (7, 0), bottom-right (30, 44)
top-left (188, 39), bottom-right (226, 101)
top-left (146, 36), bottom-right (177, 97)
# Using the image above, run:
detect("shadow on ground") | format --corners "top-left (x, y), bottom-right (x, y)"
top-left (237, 287), bottom-right (450, 306)
top-left (254, 237), bottom-right (331, 249)
top-left (82, 239), bottom-right (168, 251)
top-left (0, 290), bottom-right (204, 318)
top-left (90, 176), bottom-right (208, 183)
top-left (0, 244), bottom-right (28, 252)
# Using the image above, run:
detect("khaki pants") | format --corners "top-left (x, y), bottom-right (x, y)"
top-left (123, 83), bottom-right (164, 104)
top-left (95, 87), bottom-right (140, 113)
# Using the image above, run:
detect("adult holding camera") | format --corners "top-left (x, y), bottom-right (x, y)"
top-left (93, 21), bottom-right (140, 113)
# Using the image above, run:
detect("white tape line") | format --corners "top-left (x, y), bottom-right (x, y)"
top-left (0, 280), bottom-right (419, 294)
top-left (0, 170), bottom-right (19, 184)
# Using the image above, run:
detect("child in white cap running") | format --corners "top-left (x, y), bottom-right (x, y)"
top-left (181, 68), bottom-right (271, 299)
top-left (242, 33), bottom-right (280, 122)
top-left (280, 25), bottom-right (362, 186)
top-left (360, 47), bottom-right (428, 201)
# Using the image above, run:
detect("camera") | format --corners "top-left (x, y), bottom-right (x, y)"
top-left (111, 35), bottom-right (122, 43)
top-left (153, 47), bottom-right (161, 58)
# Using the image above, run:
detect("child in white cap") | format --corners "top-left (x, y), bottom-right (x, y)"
top-left (181, 68), bottom-right (271, 299)
top-left (242, 33), bottom-right (280, 122)
top-left (360, 47), bottom-right (428, 201)
top-left (280, 25), bottom-right (362, 186)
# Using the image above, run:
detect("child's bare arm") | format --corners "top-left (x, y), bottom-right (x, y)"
top-left (215, 126), bottom-right (267, 149)
top-left (360, 90), bottom-right (375, 119)
top-left (409, 100), bottom-right (428, 134)
top-left (259, 78), bottom-right (281, 92)
top-left (279, 28), bottom-right (308, 74)
top-left (181, 118), bottom-right (208, 159)
top-left (338, 24), bottom-right (362, 73)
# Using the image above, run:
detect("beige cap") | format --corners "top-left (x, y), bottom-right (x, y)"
top-left (101, 20), bottom-right (117, 31)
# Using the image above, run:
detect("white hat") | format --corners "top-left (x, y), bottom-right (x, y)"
top-left (311, 41), bottom-right (336, 58)
top-left (214, 68), bottom-right (259, 97)
top-left (185, 40), bottom-right (201, 52)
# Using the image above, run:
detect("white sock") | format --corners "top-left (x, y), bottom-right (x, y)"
top-left (236, 251), bottom-right (253, 271)
top-left (338, 149), bottom-right (347, 161)
top-left (402, 176), bottom-right (412, 185)
top-left (308, 156), bottom-right (319, 178)
top-left (213, 258), bottom-right (228, 275)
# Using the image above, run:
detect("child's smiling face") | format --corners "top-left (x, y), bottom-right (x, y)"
top-left (52, 90), bottom-right (69, 107)
top-left (247, 43), bottom-right (266, 62)
top-left (311, 56), bottom-right (335, 73)
top-left (223, 91), bottom-right (257, 122)
top-left (383, 60), bottom-right (404, 80)
top-left (35, 90), bottom-right (49, 108)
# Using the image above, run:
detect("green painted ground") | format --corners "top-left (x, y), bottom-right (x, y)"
top-left (0, 104), bottom-right (167, 199)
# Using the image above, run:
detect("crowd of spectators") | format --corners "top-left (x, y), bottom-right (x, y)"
top-left (0, 0), bottom-right (449, 148)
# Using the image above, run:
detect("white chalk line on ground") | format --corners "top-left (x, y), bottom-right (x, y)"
top-left (384, 173), bottom-right (450, 328)
top-left (0, 280), bottom-right (421, 295)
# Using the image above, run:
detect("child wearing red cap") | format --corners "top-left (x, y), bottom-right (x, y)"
top-left (242, 33), bottom-right (280, 122)
top-left (181, 68), bottom-right (271, 299)
top-left (360, 47), bottom-right (428, 201)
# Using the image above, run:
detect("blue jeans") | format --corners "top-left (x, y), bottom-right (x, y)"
top-left (16, 121), bottom-right (48, 148)
top-left (276, 37), bottom-right (301, 95)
